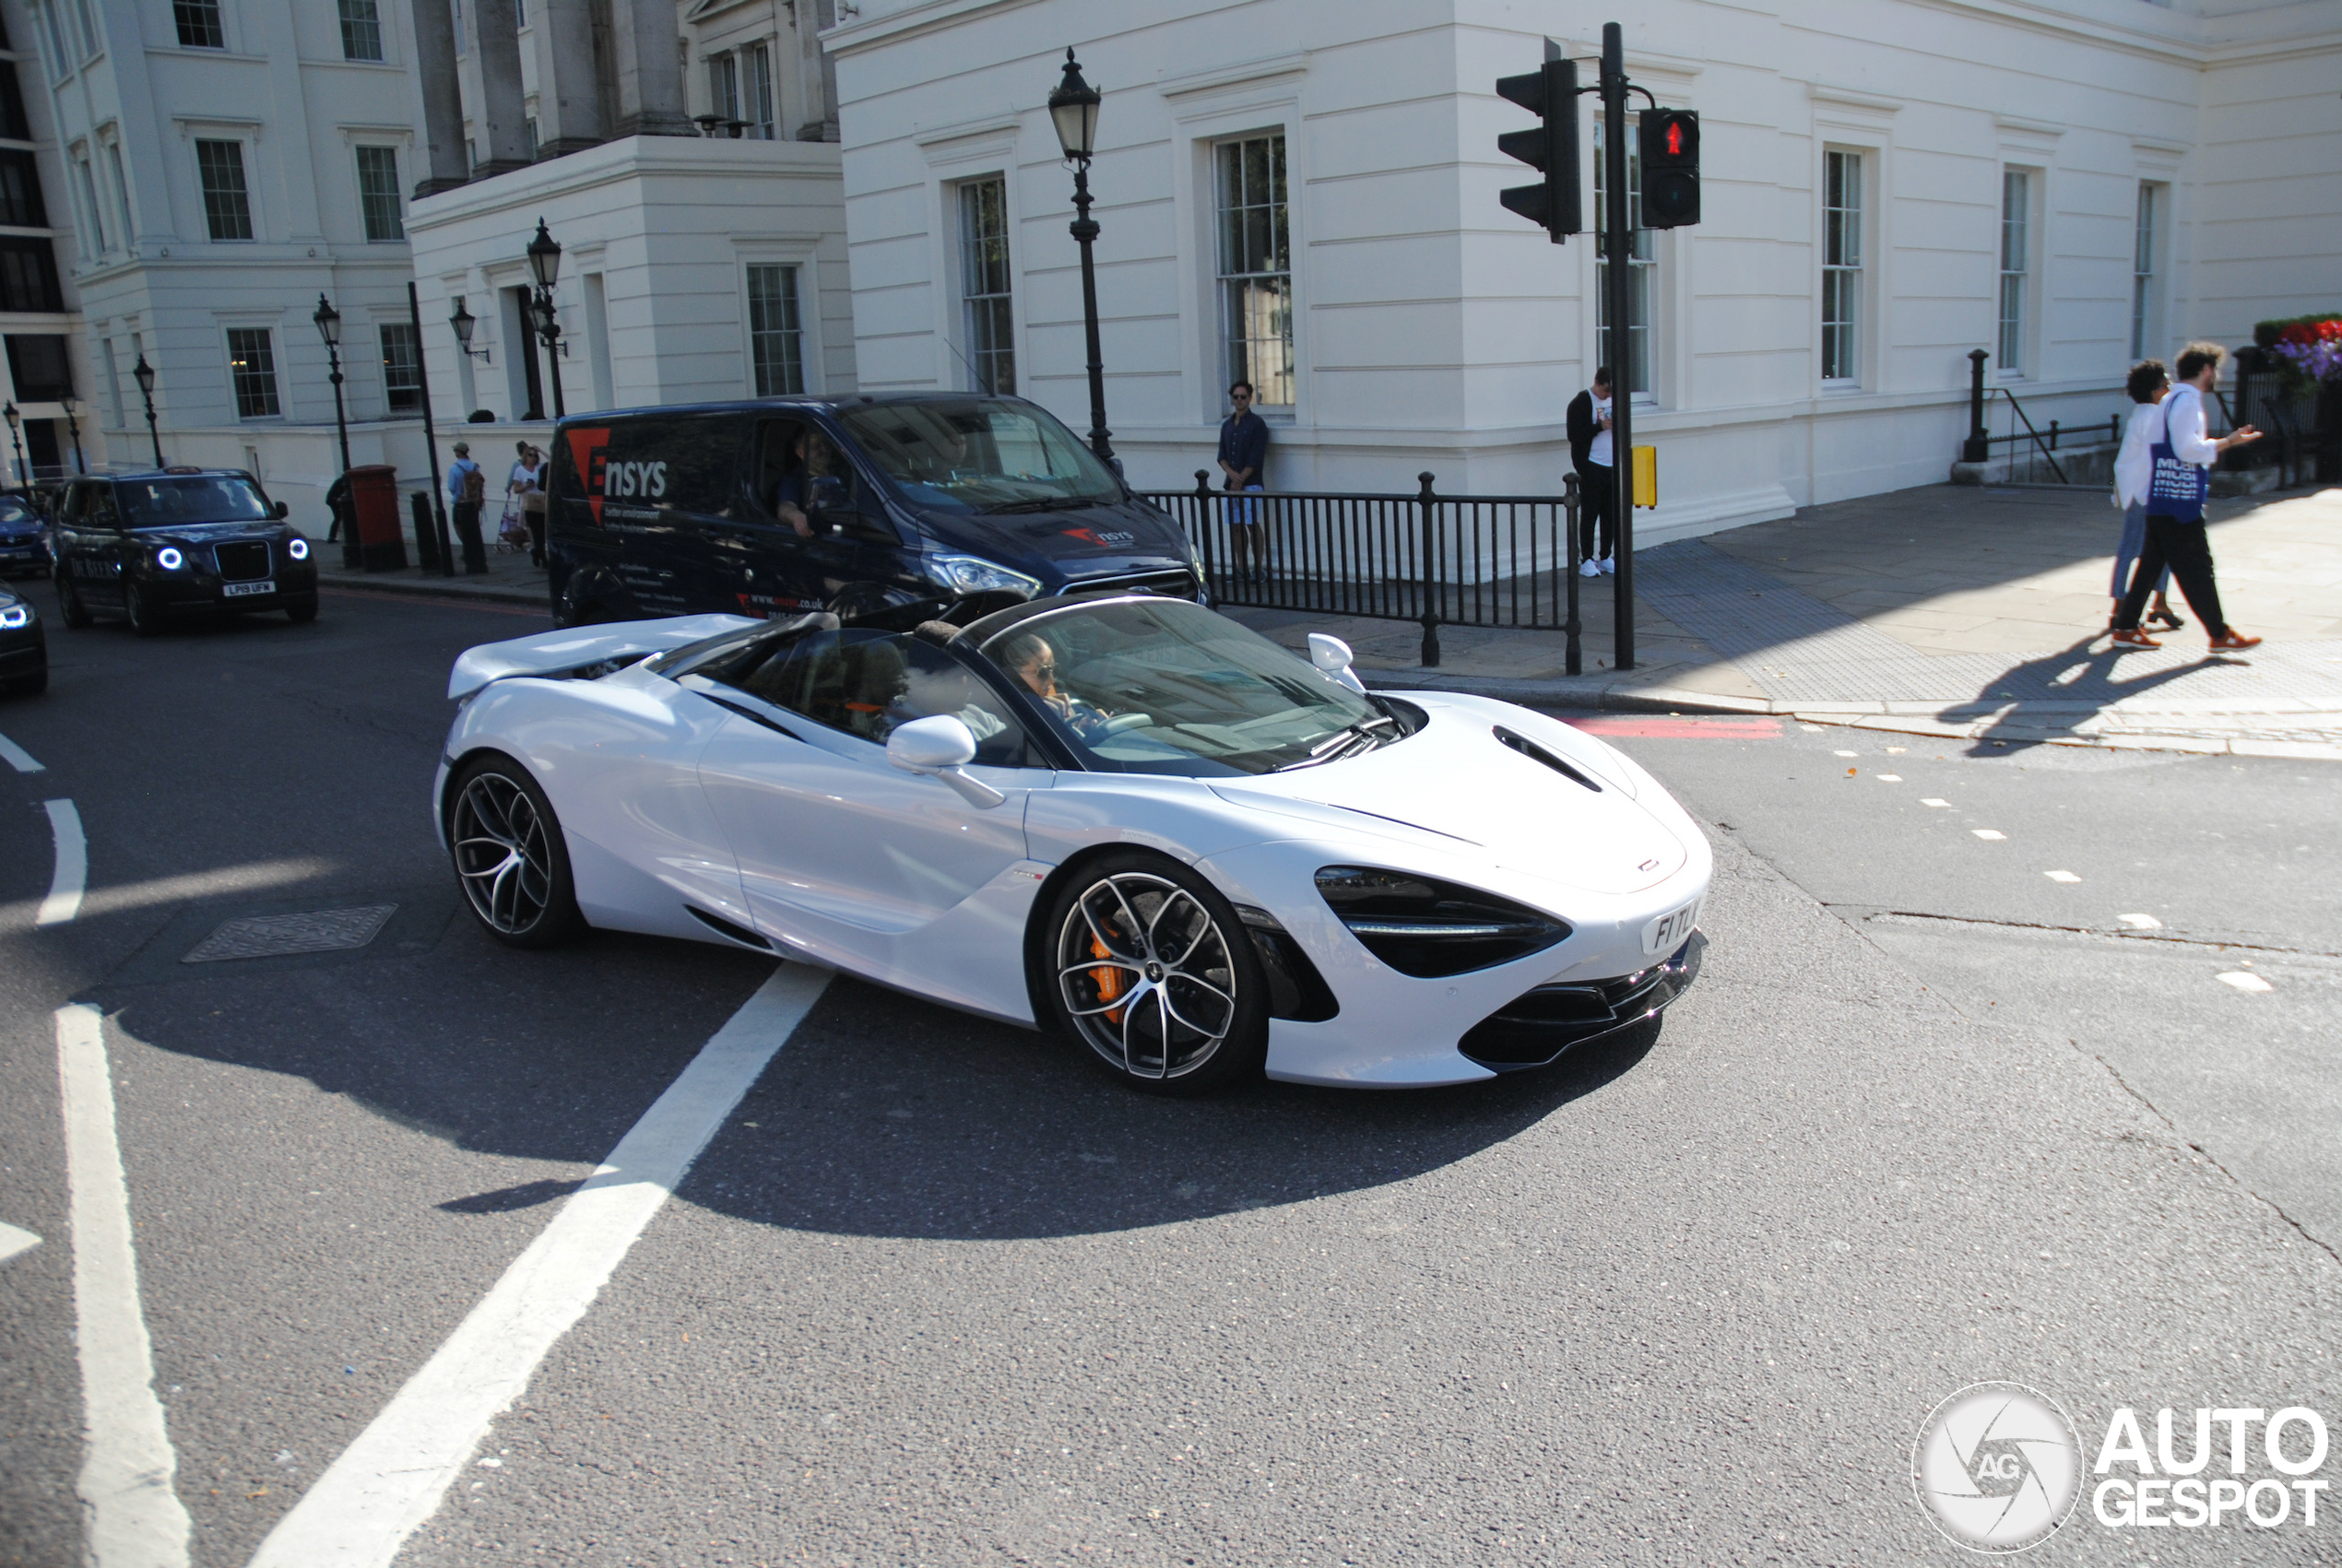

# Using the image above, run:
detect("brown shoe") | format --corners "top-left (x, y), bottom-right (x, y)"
top-left (2109, 627), bottom-right (2160, 649)
top-left (2208, 630), bottom-right (2263, 651)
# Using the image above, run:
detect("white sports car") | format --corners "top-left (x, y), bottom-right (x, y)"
top-left (434, 595), bottom-right (1709, 1091)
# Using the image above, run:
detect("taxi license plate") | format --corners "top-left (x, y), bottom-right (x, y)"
top-left (1641, 898), bottom-right (1699, 956)
top-left (222, 580), bottom-right (274, 598)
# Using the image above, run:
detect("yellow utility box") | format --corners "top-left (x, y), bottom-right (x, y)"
top-left (1631, 444), bottom-right (1658, 508)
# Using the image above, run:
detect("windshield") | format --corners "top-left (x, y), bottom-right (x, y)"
top-left (0, 496), bottom-right (33, 525)
top-left (976, 598), bottom-right (1391, 777)
top-left (117, 477), bottom-right (273, 528)
top-left (837, 398), bottom-right (1122, 514)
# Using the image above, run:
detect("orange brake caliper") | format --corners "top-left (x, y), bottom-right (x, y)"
top-left (1090, 935), bottom-right (1127, 1024)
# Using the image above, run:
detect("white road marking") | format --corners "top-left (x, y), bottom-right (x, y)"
top-left (1876, 773), bottom-right (1901, 783)
top-left (1971, 830), bottom-right (2005, 841)
top-left (2118, 913), bottom-right (2162, 930)
top-left (57, 1003), bottom-right (193, 1567)
top-left (2044, 870), bottom-right (2080, 883)
top-left (0, 1220), bottom-right (40, 1265)
top-left (2217, 972), bottom-right (2273, 994)
top-left (247, 961), bottom-right (834, 1568)
top-left (37, 798), bottom-right (86, 926)
top-left (1832, 749), bottom-right (1857, 758)
top-left (0, 729), bottom-right (41, 772)
top-left (1921, 798), bottom-right (1950, 808)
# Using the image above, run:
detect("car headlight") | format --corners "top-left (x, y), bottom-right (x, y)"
top-left (1315, 865), bottom-right (1570, 978)
top-left (288, 536), bottom-right (310, 560)
top-left (926, 554), bottom-right (1040, 599)
top-left (0, 604), bottom-right (28, 629)
top-left (156, 547), bottom-right (185, 571)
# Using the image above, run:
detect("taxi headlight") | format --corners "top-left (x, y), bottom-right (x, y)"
top-left (0, 603), bottom-right (29, 629)
top-left (156, 547), bottom-right (185, 571)
top-left (1315, 866), bottom-right (1570, 978)
top-left (288, 536), bottom-right (310, 561)
top-left (926, 554), bottom-right (1040, 599)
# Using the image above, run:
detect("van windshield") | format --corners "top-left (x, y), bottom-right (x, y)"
top-left (837, 399), bottom-right (1122, 514)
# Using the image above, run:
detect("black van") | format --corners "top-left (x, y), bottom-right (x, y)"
top-left (544, 394), bottom-right (1203, 628)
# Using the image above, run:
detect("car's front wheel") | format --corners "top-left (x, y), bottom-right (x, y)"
top-left (124, 581), bottom-right (160, 637)
top-left (285, 593), bottom-right (319, 623)
top-left (1042, 852), bottom-right (1268, 1093)
top-left (446, 754), bottom-right (586, 949)
top-left (54, 569), bottom-right (90, 629)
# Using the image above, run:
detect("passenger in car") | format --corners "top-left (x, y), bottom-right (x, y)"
top-left (772, 428), bottom-right (841, 539)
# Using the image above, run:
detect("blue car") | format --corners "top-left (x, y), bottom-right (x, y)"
top-left (0, 492), bottom-right (47, 578)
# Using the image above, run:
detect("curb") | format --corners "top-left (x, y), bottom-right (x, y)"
top-left (316, 572), bottom-right (549, 609)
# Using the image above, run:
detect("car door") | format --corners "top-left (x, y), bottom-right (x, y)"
top-left (692, 627), bottom-right (1050, 1013)
top-left (707, 418), bottom-right (907, 619)
top-left (74, 483), bottom-right (129, 608)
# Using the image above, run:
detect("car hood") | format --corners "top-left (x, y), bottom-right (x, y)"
top-left (448, 613), bottom-right (755, 700)
top-left (1210, 703), bottom-right (1693, 896)
top-left (0, 517), bottom-right (41, 537)
top-left (133, 521), bottom-right (288, 546)
top-left (917, 496), bottom-right (1193, 584)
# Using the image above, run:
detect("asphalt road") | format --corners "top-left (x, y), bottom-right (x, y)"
top-left (1, 584), bottom-right (2334, 1567)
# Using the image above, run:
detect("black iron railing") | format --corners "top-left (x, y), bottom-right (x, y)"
top-left (1136, 470), bottom-right (1585, 670)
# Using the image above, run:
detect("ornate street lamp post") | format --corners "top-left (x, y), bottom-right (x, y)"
top-left (449, 299), bottom-right (491, 363)
top-left (314, 293), bottom-right (359, 566)
top-left (132, 353), bottom-right (163, 466)
top-left (2, 402), bottom-right (24, 491)
top-left (60, 395), bottom-right (84, 474)
top-left (525, 218), bottom-right (567, 420)
top-left (1048, 49), bottom-right (1113, 465)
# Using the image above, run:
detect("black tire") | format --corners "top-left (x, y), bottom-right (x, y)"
top-left (124, 580), bottom-right (160, 637)
top-left (55, 569), bottom-right (91, 629)
top-left (285, 594), bottom-right (319, 624)
top-left (1039, 850), bottom-right (1269, 1094)
top-left (3, 666), bottom-right (43, 696)
top-left (445, 754), bottom-right (586, 949)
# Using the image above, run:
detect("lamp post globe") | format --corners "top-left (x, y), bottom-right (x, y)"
top-left (450, 299), bottom-right (475, 351)
top-left (2, 401), bottom-right (22, 493)
top-left (1048, 49), bottom-right (1114, 465)
top-left (1047, 48), bottom-right (1101, 161)
top-left (312, 292), bottom-right (342, 348)
top-left (523, 220), bottom-right (568, 419)
top-left (60, 395), bottom-right (84, 475)
top-left (131, 352), bottom-right (163, 467)
top-left (526, 218), bottom-right (562, 290)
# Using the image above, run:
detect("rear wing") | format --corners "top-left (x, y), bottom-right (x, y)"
top-left (447, 614), bottom-right (757, 701)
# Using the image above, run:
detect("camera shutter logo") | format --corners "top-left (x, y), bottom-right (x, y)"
top-left (1912, 1383), bottom-right (2082, 1551)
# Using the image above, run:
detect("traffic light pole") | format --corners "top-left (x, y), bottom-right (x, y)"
top-left (1601, 21), bottom-right (1634, 671)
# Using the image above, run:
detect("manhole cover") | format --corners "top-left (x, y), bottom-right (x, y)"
top-left (182, 905), bottom-right (398, 963)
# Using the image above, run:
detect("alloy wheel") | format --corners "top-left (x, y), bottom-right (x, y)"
top-left (452, 772), bottom-right (556, 935)
top-left (1055, 871), bottom-right (1238, 1080)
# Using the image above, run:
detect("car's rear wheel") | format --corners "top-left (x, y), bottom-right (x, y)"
top-left (124, 581), bottom-right (160, 637)
top-left (54, 569), bottom-right (90, 629)
top-left (1042, 852), bottom-right (1268, 1093)
top-left (447, 755), bottom-right (586, 949)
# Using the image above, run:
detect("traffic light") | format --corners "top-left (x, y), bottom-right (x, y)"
top-left (1638, 108), bottom-right (1699, 228)
top-left (1496, 41), bottom-right (1580, 243)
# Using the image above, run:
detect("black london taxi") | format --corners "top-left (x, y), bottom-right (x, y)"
top-left (543, 393), bottom-right (1203, 628)
top-left (0, 491), bottom-right (47, 577)
top-left (0, 578), bottom-right (42, 695)
top-left (52, 467), bottom-right (320, 634)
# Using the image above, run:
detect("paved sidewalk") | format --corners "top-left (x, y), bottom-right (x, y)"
top-left (1230, 481), bottom-right (2342, 760)
top-left (314, 533), bottom-right (551, 609)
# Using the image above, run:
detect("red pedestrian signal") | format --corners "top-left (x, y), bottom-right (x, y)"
top-left (1638, 108), bottom-right (1700, 229)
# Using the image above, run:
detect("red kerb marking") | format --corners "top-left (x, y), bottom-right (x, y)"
top-left (1567, 716), bottom-right (1781, 739)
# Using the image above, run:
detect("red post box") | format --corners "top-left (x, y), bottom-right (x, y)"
top-left (347, 465), bottom-right (408, 572)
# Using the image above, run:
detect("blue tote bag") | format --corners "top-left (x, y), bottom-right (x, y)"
top-left (2146, 391), bottom-right (2209, 523)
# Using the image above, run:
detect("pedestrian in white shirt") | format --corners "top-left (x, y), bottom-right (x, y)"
top-left (2108, 360), bottom-right (2178, 632)
top-left (2111, 342), bottom-right (2263, 651)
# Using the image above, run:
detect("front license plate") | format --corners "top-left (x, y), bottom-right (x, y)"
top-left (1641, 898), bottom-right (1700, 956)
top-left (222, 580), bottom-right (274, 598)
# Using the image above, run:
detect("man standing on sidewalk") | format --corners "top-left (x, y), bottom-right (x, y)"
top-left (2111, 342), bottom-right (2262, 651)
top-left (445, 441), bottom-right (488, 576)
top-left (1217, 382), bottom-right (1269, 584)
top-left (1566, 369), bottom-right (1615, 578)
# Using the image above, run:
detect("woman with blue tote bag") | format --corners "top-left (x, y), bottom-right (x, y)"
top-left (2111, 342), bottom-right (2264, 651)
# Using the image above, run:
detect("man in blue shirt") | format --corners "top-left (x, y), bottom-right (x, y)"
top-left (1216, 381), bottom-right (1270, 584)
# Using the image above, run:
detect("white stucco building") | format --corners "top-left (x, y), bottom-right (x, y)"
top-left (829, 0), bottom-right (2342, 536)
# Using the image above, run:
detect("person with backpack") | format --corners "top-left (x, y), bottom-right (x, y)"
top-left (446, 441), bottom-right (489, 575)
top-left (2110, 342), bottom-right (2262, 651)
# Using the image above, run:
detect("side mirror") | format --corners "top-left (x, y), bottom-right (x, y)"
top-left (271, 501), bottom-right (290, 519)
top-left (885, 714), bottom-right (1006, 808)
top-left (1307, 632), bottom-right (1368, 695)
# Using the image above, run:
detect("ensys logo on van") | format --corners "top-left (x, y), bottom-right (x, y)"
top-left (563, 428), bottom-right (668, 526)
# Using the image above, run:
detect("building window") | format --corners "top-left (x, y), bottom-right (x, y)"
top-left (6, 334), bottom-right (72, 400)
top-left (73, 153), bottom-right (103, 254)
top-left (379, 321), bottom-right (421, 412)
top-left (72, 0), bottom-right (99, 59)
top-left (1214, 132), bottom-right (1292, 408)
top-left (2130, 183), bottom-right (2158, 361)
top-left (708, 52), bottom-right (739, 125)
top-left (0, 149), bottom-right (49, 228)
top-left (356, 146), bottom-right (403, 241)
top-left (1997, 169), bottom-right (2029, 376)
top-left (956, 177), bottom-right (1014, 395)
top-left (0, 65), bottom-right (30, 139)
top-left (1821, 148), bottom-right (1862, 384)
top-left (742, 42), bottom-right (775, 140)
top-left (35, 2), bottom-right (70, 77)
top-left (1593, 115), bottom-right (1655, 397)
top-left (226, 327), bottom-right (280, 418)
top-left (0, 238), bottom-right (62, 312)
top-left (173, 0), bottom-right (225, 50)
top-left (196, 139), bottom-right (253, 241)
top-left (745, 264), bottom-right (803, 395)
top-left (337, 0), bottom-right (383, 62)
top-left (101, 336), bottom-right (124, 428)
top-left (107, 142), bottom-right (133, 241)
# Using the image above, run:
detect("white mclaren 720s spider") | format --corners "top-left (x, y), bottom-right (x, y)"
top-left (433, 594), bottom-right (1710, 1091)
